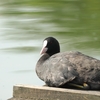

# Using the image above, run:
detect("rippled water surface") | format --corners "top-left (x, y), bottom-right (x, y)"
top-left (0, 0), bottom-right (100, 99)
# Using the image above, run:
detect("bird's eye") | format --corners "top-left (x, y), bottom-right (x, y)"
top-left (50, 41), bottom-right (52, 44)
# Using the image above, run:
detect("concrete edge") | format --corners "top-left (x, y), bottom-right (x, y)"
top-left (9, 84), bottom-right (100, 100)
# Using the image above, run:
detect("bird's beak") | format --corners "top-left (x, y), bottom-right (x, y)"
top-left (40, 47), bottom-right (48, 55)
top-left (40, 40), bottom-right (48, 55)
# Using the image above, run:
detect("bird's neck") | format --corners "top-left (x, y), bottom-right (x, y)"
top-left (36, 53), bottom-right (50, 66)
top-left (36, 53), bottom-right (50, 80)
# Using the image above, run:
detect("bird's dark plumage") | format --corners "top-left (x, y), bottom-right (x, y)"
top-left (36, 37), bottom-right (100, 90)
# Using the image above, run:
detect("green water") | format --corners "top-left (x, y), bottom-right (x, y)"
top-left (0, 0), bottom-right (100, 99)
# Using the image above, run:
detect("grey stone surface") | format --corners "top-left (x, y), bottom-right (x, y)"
top-left (9, 85), bottom-right (100, 100)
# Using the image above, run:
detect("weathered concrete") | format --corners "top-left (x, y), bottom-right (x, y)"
top-left (9, 84), bottom-right (100, 100)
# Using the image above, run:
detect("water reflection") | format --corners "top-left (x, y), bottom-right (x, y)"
top-left (0, 0), bottom-right (100, 100)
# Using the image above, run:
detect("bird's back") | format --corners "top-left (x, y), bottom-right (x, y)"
top-left (63, 51), bottom-right (100, 81)
top-left (49, 51), bottom-right (100, 88)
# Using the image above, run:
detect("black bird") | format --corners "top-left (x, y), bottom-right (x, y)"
top-left (36, 37), bottom-right (100, 90)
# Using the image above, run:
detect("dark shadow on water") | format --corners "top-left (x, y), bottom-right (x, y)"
top-left (10, 69), bottom-right (34, 74)
top-left (0, 46), bottom-right (39, 53)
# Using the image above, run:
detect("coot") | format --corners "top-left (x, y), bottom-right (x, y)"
top-left (36, 37), bottom-right (100, 90)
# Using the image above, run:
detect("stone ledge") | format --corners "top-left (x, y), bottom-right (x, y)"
top-left (9, 84), bottom-right (100, 100)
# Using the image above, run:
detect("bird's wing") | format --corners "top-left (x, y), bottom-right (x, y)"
top-left (44, 53), bottom-right (79, 87)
